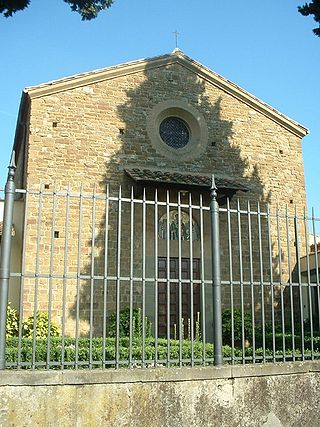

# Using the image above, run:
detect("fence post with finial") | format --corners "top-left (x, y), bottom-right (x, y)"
top-left (210, 174), bottom-right (223, 366)
top-left (0, 151), bottom-right (16, 369)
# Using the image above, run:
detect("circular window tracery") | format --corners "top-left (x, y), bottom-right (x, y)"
top-left (146, 100), bottom-right (208, 162)
top-left (159, 117), bottom-right (190, 149)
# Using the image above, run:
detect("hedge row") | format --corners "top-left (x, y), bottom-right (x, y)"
top-left (6, 336), bottom-right (320, 368)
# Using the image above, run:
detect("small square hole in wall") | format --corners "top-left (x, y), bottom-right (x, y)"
top-left (54, 231), bottom-right (60, 238)
top-left (44, 184), bottom-right (50, 189)
top-left (290, 199), bottom-right (294, 204)
top-left (119, 128), bottom-right (125, 135)
top-left (211, 141), bottom-right (216, 147)
top-left (279, 149), bottom-right (284, 154)
top-left (52, 122), bottom-right (58, 128)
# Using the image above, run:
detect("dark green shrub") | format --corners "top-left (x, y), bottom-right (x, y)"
top-left (222, 309), bottom-right (253, 344)
top-left (5, 336), bottom-right (216, 367)
top-left (108, 307), bottom-right (152, 339)
top-left (6, 334), bottom-right (320, 368)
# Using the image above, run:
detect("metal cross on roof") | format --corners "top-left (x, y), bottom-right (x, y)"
top-left (173, 30), bottom-right (180, 48)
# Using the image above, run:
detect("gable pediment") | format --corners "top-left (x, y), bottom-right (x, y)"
top-left (23, 49), bottom-right (307, 138)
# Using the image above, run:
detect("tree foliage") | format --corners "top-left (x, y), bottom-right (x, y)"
top-left (298, 1), bottom-right (320, 36)
top-left (1, 0), bottom-right (320, 37)
top-left (0, 0), bottom-right (114, 20)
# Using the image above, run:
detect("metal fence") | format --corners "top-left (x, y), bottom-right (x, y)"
top-left (1, 172), bottom-right (320, 370)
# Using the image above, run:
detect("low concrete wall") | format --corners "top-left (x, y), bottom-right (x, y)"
top-left (1, 362), bottom-right (320, 426)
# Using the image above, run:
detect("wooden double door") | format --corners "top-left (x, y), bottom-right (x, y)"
top-left (158, 257), bottom-right (200, 338)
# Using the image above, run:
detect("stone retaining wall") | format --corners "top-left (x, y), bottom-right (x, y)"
top-left (1, 362), bottom-right (320, 426)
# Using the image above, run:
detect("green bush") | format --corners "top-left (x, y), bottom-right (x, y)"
top-left (7, 334), bottom-right (320, 368)
top-left (108, 307), bottom-right (152, 339)
top-left (6, 304), bottom-right (60, 339)
top-left (6, 303), bottom-right (19, 338)
top-left (222, 309), bottom-right (253, 344)
top-left (22, 312), bottom-right (60, 338)
top-left (5, 336), bottom-right (215, 367)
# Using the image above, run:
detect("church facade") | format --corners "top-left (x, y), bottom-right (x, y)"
top-left (10, 50), bottom-right (308, 339)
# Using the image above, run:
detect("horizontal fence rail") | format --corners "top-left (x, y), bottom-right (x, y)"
top-left (2, 184), bottom-right (320, 369)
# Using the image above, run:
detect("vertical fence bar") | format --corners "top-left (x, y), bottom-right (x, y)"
top-left (210, 175), bottom-right (222, 366)
top-left (247, 200), bottom-right (255, 363)
top-left (61, 185), bottom-right (70, 368)
top-left (166, 189), bottom-right (171, 366)
top-left (32, 184), bottom-right (44, 369)
top-left (142, 188), bottom-right (146, 368)
top-left (237, 198), bottom-right (245, 363)
top-left (257, 202), bottom-right (266, 362)
top-left (199, 194), bottom-right (206, 365)
top-left (75, 184), bottom-right (83, 369)
top-left (237, 199), bottom-right (246, 363)
top-left (285, 204), bottom-right (295, 361)
top-left (89, 185), bottom-right (97, 368)
top-left (294, 208), bottom-right (304, 360)
top-left (0, 152), bottom-right (16, 370)
top-left (115, 186), bottom-right (122, 368)
top-left (154, 189), bottom-right (159, 366)
top-left (304, 207), bottom-right (313, 359)
top-left (227, 197), bottom-right (235, 364)
top-left (17, 189), bottom-right (29, 368)
top-left (47, 186), bottom-right (57, 369)
top-left (267, 204), bottom-right (276, 362)
top-left (178, 191), bottom-right (182, 367)
top-left (129, 187), bottom-right (134, 368)
top-left (189, 192), bottom-right (194, 366)
top-left (102, 184), bottom-right (110, 368)
top-left (276, 204), bottom-right (286, 361)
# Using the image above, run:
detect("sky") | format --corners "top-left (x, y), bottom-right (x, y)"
top-left (0, 0), bottom-right (319, 212)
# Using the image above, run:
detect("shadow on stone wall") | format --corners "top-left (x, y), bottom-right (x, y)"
top-left (69, 55), bottom-right (287, 338)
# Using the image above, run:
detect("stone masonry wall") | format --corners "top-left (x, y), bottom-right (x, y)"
top-left (26, 63), bottom-right (305, 204)
top-left (17, 61), bottom-right (307, 336)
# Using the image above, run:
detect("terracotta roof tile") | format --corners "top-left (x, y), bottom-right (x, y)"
top-left (124, 168), bottom-right (248, 192)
